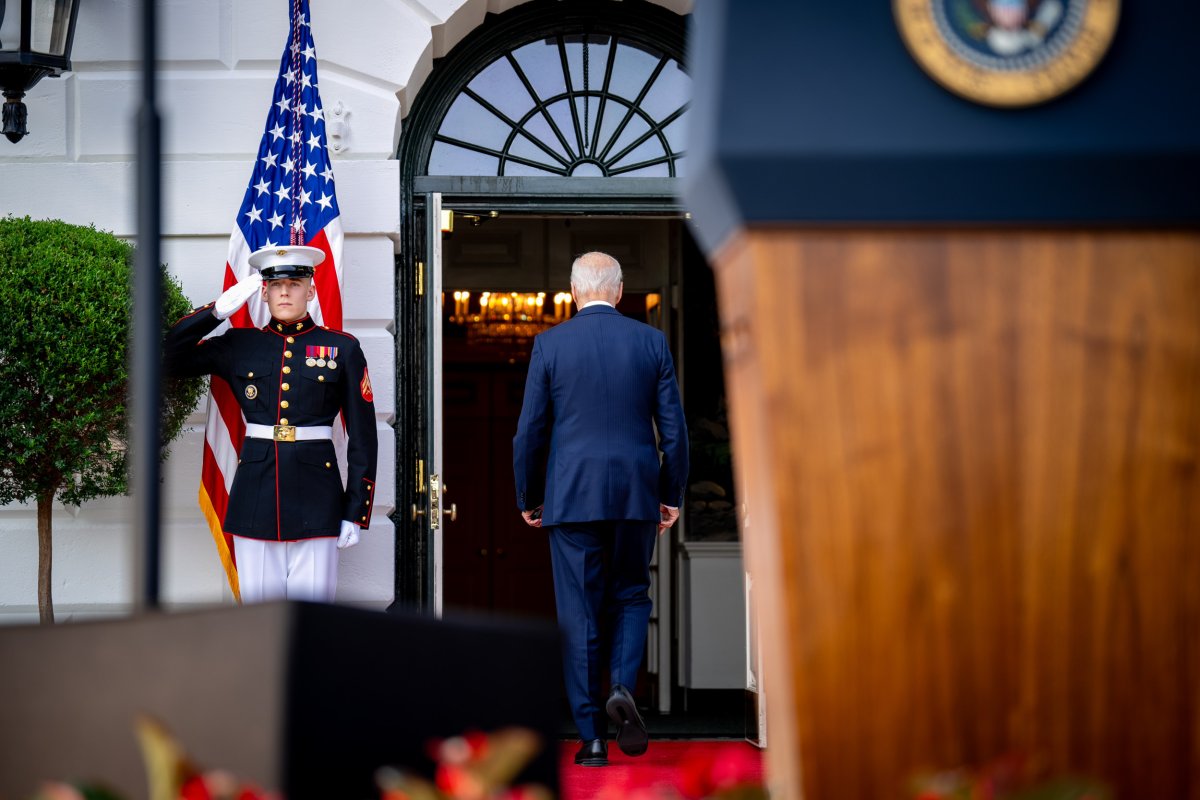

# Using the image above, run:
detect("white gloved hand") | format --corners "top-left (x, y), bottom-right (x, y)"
top-left (337, 520), bottom-right (360, 550)
top-left (213, 272), bottom-right (263, 320)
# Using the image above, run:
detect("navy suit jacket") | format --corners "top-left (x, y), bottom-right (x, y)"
top-left (513, 304), bottom-right (688, 526)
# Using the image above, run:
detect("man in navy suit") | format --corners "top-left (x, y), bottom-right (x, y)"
top-left (513, 251), bottom-right (688, 767)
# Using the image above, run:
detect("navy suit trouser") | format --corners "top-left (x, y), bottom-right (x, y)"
top-left (548, 520), bottom-right (658, 741)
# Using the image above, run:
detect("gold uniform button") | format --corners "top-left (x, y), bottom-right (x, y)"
top-left (280, 400), bottom-right (289, 409)
top-left (361, 516), bottom-right (367, 521)
top-left (282, 366), bottom-right (292, 374)
top-left (247, 372), bottom-right (254, 378)
top-left (318, 375), bottom-right (325, 382)
top-left (366, 500), bottom-right (371, 506)
top-left (282, 383), bottom-right (290, 391)
top-left (286, 336), bottom-right (295, 344)
top-left (284, 350), bottom-right (293, 358)
top-left (325, 462), bottom-right (331, 468)
top-left (279, 418), bottom-right (289, 425)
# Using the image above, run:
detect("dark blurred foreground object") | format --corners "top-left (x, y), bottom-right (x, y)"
top-left (684, 2), bottom-right (1200, 798)
top-left (0, 602), bottom-right (561, 800)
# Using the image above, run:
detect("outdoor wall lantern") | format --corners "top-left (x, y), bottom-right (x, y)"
top-left (0, 0), bottom-right (80, 143)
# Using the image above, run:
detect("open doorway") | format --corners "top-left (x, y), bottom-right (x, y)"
top-left (437, 211), bottom-right (745, 737)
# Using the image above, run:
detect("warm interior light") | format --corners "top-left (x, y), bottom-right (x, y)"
top-left (446, 288), bottom-right (573, 338)
top-left (440, 209), bottom-right (454, 233)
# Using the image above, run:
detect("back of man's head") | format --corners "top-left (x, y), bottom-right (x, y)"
top-left (570, 252), bottom-right (623, 303)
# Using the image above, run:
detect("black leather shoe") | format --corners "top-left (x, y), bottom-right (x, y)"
top-left (605, 684), bottom-right (649, 756)
top-left (574, 738), bottom-right (608, 767)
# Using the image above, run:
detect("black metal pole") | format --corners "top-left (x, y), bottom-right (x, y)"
top-left (132, 0), bottom-right (162, 612)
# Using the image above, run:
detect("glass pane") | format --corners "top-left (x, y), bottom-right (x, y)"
top-left (0, 3), bottom-right (20, 51)
top-left (545, 98), bottom-right (582, 157)
top-left (608, 42), bottom-right (659, 103)
top-left (610, 136), bottom-right (668, 172)
top-left (508, 132), bottom-right (565, 171)
top-left (30, 0), bottom-right (74, 55)
top-left (439, 93), bottom-right (513, 151)
top-left (595, 97), bottom-right (631, 156)
top-left (563, 39), bottom-right (582, 94)
top-left (521, 113), bottom-right (571, 161)
top-left (640, 61), bottom-right (690, 122)
top-left (467, 56), bottom-right (532, 123)
top-left (564, 36), bottom-right (612, 95)
top-left (662, 111), bottom-right (689, 154)
top-left (606, 114), bottom-right (652, 161)
top-left (29, 1), bottom-right (54, 53)
top-left (573, 96), bottom-right (602, 158)
top-left (511, 39), bottom-right (567, 104)
top-left (569, 162), bottom-right (605, 177)
top-left (429, 141), bottom-right (500, 176)
top-left (613, 162), bottom-right (670, 178)
top-left (681, 242), bottom-right (735, 542)
top-left (502, 160), bottom-right (561, 177)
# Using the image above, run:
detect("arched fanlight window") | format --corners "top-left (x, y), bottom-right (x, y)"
top-left (427, 33), bottom-right (690, 178)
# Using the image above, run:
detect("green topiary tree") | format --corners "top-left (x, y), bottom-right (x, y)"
top-left (0, 217), bottom-right (205, 624)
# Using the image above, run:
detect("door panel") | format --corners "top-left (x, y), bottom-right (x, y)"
top-left (442, 366), bottom-right (556, 620)
top-left (489, 368), bottom-right (556, 619)
top-left (441, 370), bottom-right (493, 612)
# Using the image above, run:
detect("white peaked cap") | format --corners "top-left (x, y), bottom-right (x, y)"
top-left (247, 244), bottom-right (326, 278)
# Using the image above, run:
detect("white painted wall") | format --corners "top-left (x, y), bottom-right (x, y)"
top-left (0, 0), bottom-right (689, 623)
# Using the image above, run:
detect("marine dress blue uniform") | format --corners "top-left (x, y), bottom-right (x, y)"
top-left (165, 307), bottom-right (377, 543)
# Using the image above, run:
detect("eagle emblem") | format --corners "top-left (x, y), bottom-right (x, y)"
top-left (894, 0), bottom-right (1119, 107)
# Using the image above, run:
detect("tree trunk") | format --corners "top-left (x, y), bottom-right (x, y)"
top-left (37, 490), bottom-right (54, 625)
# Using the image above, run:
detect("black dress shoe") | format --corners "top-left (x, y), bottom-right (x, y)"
top-left (574, 738), bottom-right (608, 767)
top-left (605, 684), bottom-right (649, 756)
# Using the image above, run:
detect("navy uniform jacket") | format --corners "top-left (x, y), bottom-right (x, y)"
top-left (513, 304), bottom-right (688, 526)
top-left (165, 304), bottom-right (377, 541)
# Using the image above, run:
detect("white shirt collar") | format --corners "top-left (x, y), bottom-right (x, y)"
top-left (581, 300), bottom-right (615, 309)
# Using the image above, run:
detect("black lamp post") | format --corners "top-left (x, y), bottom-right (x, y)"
top-left (0, 0), bottom-right (81, 143)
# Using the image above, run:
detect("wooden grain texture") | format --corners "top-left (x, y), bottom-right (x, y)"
top-left (712, 229), bottom-right (1200, 800)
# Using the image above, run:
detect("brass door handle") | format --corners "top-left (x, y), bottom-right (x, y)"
top-left (415, 475), bottom-right (455, 527)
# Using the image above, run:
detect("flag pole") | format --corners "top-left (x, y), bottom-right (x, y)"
top-left (132, 0), bottom-right (163, 612)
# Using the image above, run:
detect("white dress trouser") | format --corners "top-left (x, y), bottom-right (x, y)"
top-left (233, 536), bottom-right (339, 604)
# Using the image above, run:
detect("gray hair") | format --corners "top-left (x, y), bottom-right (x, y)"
top-left (570, 251), bottom-right (623, 299)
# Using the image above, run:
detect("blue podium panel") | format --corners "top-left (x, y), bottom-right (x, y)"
top-left (683, 0), bottom-right (1200, 250)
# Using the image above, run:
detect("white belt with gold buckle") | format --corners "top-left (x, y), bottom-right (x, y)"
top-left (244, 423), bottom-right (334, 443)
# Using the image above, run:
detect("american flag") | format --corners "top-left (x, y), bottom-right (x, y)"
top-left (198, 0), bottom-right (344, 602)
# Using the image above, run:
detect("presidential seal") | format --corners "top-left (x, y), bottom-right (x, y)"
top-left (894, 0), bottom-right (1120, 107)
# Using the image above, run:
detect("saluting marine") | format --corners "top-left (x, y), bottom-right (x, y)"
top-left (165, 244), bottom-right (377, 603)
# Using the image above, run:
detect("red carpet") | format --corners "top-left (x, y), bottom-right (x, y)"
top-left (558, 740), bottom-right (764, 800)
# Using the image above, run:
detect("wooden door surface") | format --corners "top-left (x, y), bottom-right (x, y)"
top-left (442, 365), bottom-right (557, 621)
